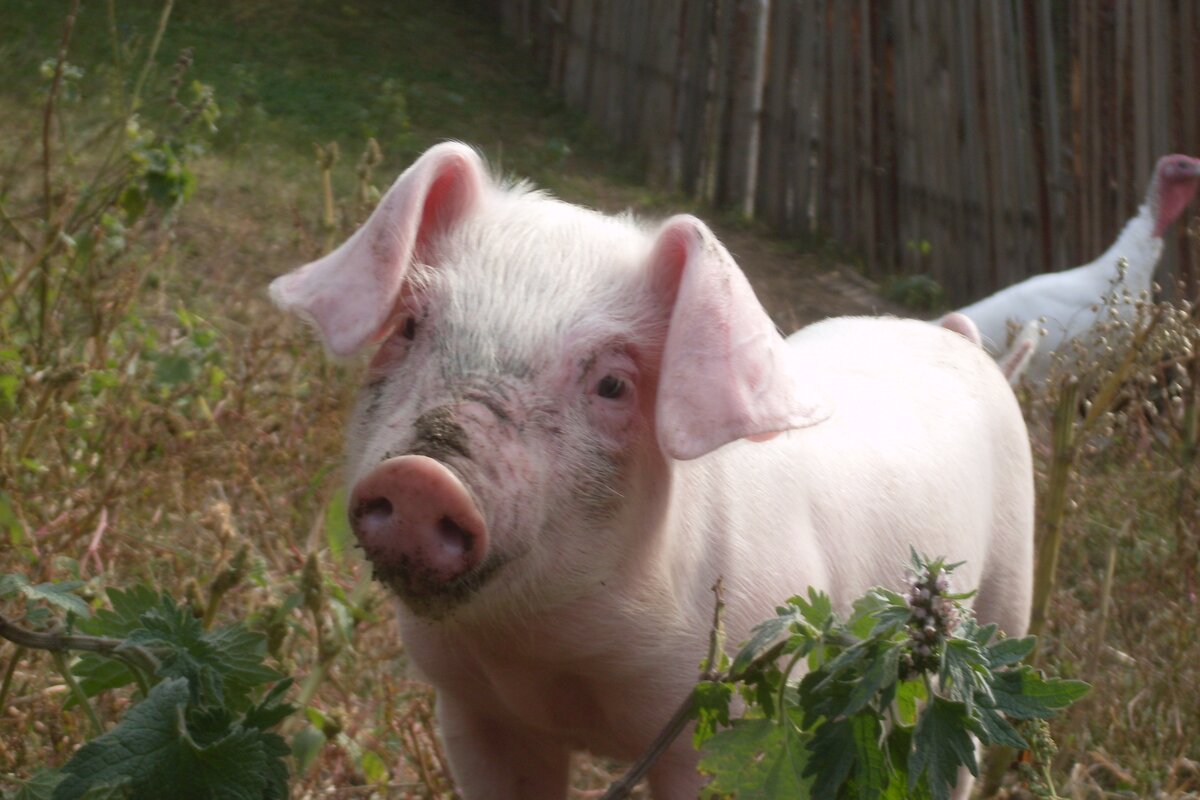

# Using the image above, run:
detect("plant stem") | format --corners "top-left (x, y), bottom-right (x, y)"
top-left (0, 646), bottom-right (24, 713)
top-left (51, 649), bottom-right (103, 737)
top-left (0, 613), bottom-right (160, 677)
top-left (600, 689), bottom-right (698, 800)
top-left (1029, 378), bottom-right (1078, 641)
top-left (1174, 351), bottom-right (1199, 599)
top-left (41, 0), bottom-right (80, 222)
top-left (700, 578), bottom-right (725, 679)
top-left (601, 586), bottom-right (801, 800)
top-left (37, 0), bottom-right (81, 356)
top-left (1092, 518), bottom-right (1128, 662)
top-left (129, 0), bottom-right (176, 113)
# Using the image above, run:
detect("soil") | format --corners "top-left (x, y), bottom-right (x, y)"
top-left (713, 225), bottom-right (906, 331)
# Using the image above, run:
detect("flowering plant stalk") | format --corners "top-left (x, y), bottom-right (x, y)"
top-left (688, 551), bottom-right (1088, 800)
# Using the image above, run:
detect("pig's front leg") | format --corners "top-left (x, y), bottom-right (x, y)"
top-left (436, 693), bottom-right (570, 799)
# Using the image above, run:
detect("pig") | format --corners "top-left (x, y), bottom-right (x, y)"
top-left (940, 312), bottom-right (1041, 385)
top-left (271, 142), bottom-right (1034, 799)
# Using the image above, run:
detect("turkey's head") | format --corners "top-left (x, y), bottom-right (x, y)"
top-left (1150, 154), bottom-right (1200, 237)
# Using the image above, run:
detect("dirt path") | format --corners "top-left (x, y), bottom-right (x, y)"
top-left (569, 176), bottom-right (905, 332)
top-left (714, 226), bottom-right (905, 331)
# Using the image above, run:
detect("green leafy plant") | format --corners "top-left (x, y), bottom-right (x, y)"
top-left (883, 272), bottom-right (945, 312)
top-left (600, 553), bottom-right (1088, 800)
top-left (0, 578), bottom-right (296, 800)
top-left (1, 0), bottom-right (220, 574)
top-left (690, 552), bottom-right (1087, 799)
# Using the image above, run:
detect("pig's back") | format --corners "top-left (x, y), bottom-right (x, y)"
top-left (693, 316), bottom-right (1032, 638)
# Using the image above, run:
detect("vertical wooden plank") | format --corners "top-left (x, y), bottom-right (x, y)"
top-left (756, 0), bottom-right (793, 226)
top-left (855, 0), bottom-right (875, 272)
top-left (1149, 0), bottom-right (1174, 286)
top-left (1038, 0), bottom-right (1065, 272)
top-left (548, 0), bottom-right (571, 94)
top-left (667, 0), bottom-right (694, 191)
top-left (790, 0), bottom-right (820, 237)
top-left (1179, 0), bottom-right (1200, 296)
top-left (1005, 0), bottom-right (1036, 292)
top-left (717, 0), bottom-right (770, 215)
top-left (641, 0), bottom-right (680, 180)
top-left (869, 0), bottom-right (896, 275)
top-left (1023, 0), bottom-right (1051, 278)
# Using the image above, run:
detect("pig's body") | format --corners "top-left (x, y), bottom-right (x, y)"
top-left (272, 143), bottom-right (1034, 799)
top-left (396, 318), bottom-right (1032, 798)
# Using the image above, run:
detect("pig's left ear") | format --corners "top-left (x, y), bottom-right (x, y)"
top-left (269, 142), bottom-right (486, 355)
top-left (650, 215), bottom-right (830, 461)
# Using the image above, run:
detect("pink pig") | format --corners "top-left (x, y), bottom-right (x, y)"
top-left (271, 143), bottom-right (1034, 799)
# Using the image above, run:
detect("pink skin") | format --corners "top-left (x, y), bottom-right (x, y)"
top-left (1150, 154), bottom-right (1200, 237)
top-left (939, 312), bottom-right (983, 347)
top-left (272, 144), bottom-right (1033, 800)
top-left (349, 456), bottom-right (488, 596)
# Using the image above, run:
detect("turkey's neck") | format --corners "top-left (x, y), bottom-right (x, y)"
top-left (1088, 203), bottom-right (1162, 297)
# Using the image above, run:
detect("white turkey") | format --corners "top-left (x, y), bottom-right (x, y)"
top-left (951, 153), bottom-right (1200, 381)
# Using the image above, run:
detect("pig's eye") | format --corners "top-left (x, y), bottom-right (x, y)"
top-left (401, 317), bottom-right (417, 340)
top-left (596, 375), bottom-right (627, 399)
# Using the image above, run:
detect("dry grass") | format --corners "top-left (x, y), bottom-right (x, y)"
top-left (1, 2), bottom-right (1198, 799)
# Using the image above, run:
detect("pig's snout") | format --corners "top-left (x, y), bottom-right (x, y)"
top-left (350, 456), bottom-right (488, 595)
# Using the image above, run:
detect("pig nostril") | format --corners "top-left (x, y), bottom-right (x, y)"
top-left (437, 516), bottom-right (473, 557)
top-left (354, 497), bottom-right (393, 525)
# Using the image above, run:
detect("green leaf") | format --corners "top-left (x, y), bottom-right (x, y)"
top-left (52, 678), bottom-right (287, 800)
top-left (988, 668), bottom-right (1090, 720)
top-left (360, 750), bottom-right (390, 785)
top-left (74, 780), bottom-right (131, 799)
top-left (972, 705), bottom-right (1029, 750)
top-left (69, 657), bottom-right (138, 708)
top-left (0, 495), bottom-right (24, 550)
top-left (118, 185), bottom-right (147, 224)
top-left (731, 615), bottom-right (796, 678)
top-left (4, 770), bottom-right (67, 800)
top-left (851, 713), bottom-right (888, 800)
top-left (804, 717), bottom-right (856, 797)
top-left (692, 680), bottom-right (733, 748)
top-left (78, 586), bottom-right (161, 638)
top-left (730, 591), bottom-right (829, 677)
top-left (699, 718), bottom-right (811, 799)
top-left (909, 696), bottom-right (977, 800)
top-left (861, 588), bottom-right (911, 638)
top-left (842, 642), bottom-right (901, 718)
top-left (242, 679), bottom-right (296, 732)
top-left (938, 637), bottom-right (988, 709)
top-left (0, 574), bottom-right (90, 618)
top-left (0, 374), bottom-right (18, 409)
top-left (152, 353), bottom-right (195, 386)
top-left (323, 489), bottom-right (351, 562)
top-left (894, 679), bottom-right (927, 728)
top-left (985, 635), bottom-right (1036, 668)
top-left (74, 589), bottom-right (281, 712)
top-left (793, 588), bottom-right (834, 630)
top-left (291, 726), bottom-right (326, 774)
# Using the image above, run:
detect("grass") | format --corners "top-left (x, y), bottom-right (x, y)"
top-left (1, 1), bottom-right (1197, 798)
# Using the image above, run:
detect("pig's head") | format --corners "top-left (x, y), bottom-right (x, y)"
top-left (271, 142), bottom-right (829, 620)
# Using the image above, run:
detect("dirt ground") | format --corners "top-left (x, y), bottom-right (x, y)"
top-left (570, 177), bottom-right (906, 332)
top-left (714, 225), bottom-right (906, 331)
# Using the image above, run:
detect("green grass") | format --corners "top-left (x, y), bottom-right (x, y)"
top-left (1, 1), bottom-right (1197, 798)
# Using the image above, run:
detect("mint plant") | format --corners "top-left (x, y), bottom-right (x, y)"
top-left (689, 552), bottom-right (1088, 799)
top-left (1, 579), bottom-right (296, 800)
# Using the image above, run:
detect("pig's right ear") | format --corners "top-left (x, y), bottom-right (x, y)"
top-left (270, 142), bottom-right (486, 355)
top-left (649, 216), bottom-right (831, 461)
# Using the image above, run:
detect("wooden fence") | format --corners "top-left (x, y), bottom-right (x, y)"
top-left (487, 0), bottom-right (1200, 304)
